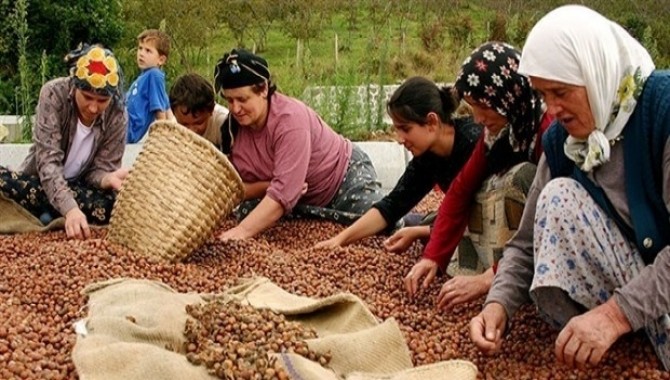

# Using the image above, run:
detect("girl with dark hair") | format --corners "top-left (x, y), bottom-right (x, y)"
top-left (213, 48), bottom-right (383, 240)
top-left (317, 76), bottom-right (481, 249)
top-left (404, 42), bottom-right (553, 310)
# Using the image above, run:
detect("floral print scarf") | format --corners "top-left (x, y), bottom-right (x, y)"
top-left (455, 42), bottom-right (544, 157)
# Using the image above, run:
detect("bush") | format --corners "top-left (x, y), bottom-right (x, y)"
top-left (0, 0), bottom-right (124, 115)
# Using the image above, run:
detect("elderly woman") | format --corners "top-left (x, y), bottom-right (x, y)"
top-left (470, 5), bottom-right (670, 370)
top-left (404, 42), bottom-right (552, 309)
top-left (0, 44), bottom-right (127, 240)
top-left (214, 48), bottom-right (383, 240)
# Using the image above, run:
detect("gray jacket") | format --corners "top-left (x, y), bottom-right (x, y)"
top-left (20, 77), bottom-right (127, 216)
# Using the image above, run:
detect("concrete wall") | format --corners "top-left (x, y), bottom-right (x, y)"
top-left (0, 142), bottom-right (410, 193)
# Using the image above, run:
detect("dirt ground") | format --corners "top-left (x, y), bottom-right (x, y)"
top-left (0, 191), bottom-right (665, 379)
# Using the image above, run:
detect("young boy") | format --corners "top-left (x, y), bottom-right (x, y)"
top-left (126, 29), bottom-right (171, 143)
top-left (169, 73), bottom-right (229, 149)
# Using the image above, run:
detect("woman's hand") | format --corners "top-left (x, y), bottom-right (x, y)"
top-left (555, 298), bottom-right (631, 370)
top-left (404, 258), bottom-right (439, 298)
top-left (101, 168), bottom-right (129, 190)
top-left (383, 226), bottom-right (425, 253)
top-left (436, 268), bottom-right (494, 311)
top-left (218, 225), bottom-right (253, 241)
top-left (65, 207), bottom-right (90, 240)
top-left (314, 236), bottom-right (344, 249)
top-left (470, 302), bottom-right (508, 355)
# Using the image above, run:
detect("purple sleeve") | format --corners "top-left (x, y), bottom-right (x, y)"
top-left (265, 118), bottom-right (311, 213)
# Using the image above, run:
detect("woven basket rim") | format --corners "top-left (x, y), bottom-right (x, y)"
top-left (108, 120), bottom-right (244, 262)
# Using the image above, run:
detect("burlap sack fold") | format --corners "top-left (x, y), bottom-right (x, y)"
top-left (73, 278), bottom-right (211, 380)
top-left (218, 277), bottom-right (380, 335)
top-left (0, 192), bottom-right (65, 234)
top-left (72, 277), bottom-right (478, 380)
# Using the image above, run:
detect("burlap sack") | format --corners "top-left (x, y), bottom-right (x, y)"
top-left (73, 277), bottom-right (478, 380)
top-left (0, 193), bottom-right (64, 234)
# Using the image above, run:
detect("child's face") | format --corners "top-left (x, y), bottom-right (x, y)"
top-left (136, 40), bottom-right (166, 70)
top-left (174, 106), bottom-right (212, 136)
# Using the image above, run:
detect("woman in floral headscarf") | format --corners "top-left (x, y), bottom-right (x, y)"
top-left (470, 5), bottom-right (670, 370)
top-left (403, 42), bottom-right (552, 309)
top-left (0, 44), bottom-right (128, 240)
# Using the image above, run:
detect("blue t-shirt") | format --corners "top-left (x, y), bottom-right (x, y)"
top-left (126, 67), bottom-right (169, 143)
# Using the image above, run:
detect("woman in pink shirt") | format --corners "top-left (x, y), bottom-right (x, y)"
top-left (214, 48), bottom-right (383, 240)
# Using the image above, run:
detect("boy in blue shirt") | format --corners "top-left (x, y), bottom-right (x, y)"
top-left (126, 29), bottom-right (171, 143)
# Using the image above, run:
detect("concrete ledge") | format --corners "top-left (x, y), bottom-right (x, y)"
top-left (1, 142), bottom-right (410, 192)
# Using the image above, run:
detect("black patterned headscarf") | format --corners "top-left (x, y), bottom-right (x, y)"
top-left (454, 42), bottom-right (543, 159)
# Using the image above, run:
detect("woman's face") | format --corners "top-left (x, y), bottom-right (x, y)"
top-left (530, 76), bottom-right (595, 139)
top-left (222, 85), bottom-right (268, 129)
top-left (74, 89), bottom-right (112, 126)
top-left (390, 112), bottom-right (437, 157)
top-left (463, 96), bottom-right (508, 136)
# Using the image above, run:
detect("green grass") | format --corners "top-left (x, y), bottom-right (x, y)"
top-left (8, 0), bottom-right (670, 141)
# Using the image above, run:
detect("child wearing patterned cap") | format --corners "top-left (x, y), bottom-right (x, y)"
top-left (0, 44), bottom-right (128, 240)
top-left (213, 48), bottom-right (384, 240)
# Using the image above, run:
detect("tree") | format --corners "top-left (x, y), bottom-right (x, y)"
top-left (0, 0), bottom-right (124, 114)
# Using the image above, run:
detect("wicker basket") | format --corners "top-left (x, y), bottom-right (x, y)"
top-left (107, 120), bottom-right (244, 262)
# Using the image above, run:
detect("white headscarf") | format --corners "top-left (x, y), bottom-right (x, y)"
top-left (518, 5), bottom-right (655, 172)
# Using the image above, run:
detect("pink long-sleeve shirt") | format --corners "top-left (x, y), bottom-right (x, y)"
top-left (230, 93), bottom-right (352, 214)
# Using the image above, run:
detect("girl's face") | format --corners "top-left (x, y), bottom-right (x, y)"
top-left (530, 76), bottom-right (595, 139)
top-left (74, 89), bottom-right (112, 126)
top-left (391, 112), bottom-right (438, 157)
top-left (464, 95), bottom-right (508, 137)
top-left (222, 85), bottom-right (269, 129)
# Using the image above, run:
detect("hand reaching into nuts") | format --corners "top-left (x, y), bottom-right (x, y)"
top-left (470, 302), bottom-right (507, 355)
top-left (436, 268), bottom-right (494, 311)
top-left (314, 236), bottom-right (343, 249)
top-left (65, 207), bottom-right (91, 240)
top-left (404, 258), bottom-right (439, 297)
top-left (383, 226), bottom-right (428, 253)
top-left (218, 225), bottom-right (253, 240)
top-left (555, 298), bottom-right (631, 370)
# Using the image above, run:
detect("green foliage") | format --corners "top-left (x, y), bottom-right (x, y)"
top-left (14, 0), bottom-right (33, 140)
top-left (275, 0), bottom-right (333, 44)
top-left (419, 19), bottom-right (447, 53)
top-left (119, 0), bottom-right (223, 86)
top-left (488, 12), bottom-right (508, 42)
top-left (0, 0), bottom-right (124, 115)
top-left (27, 0), bottom-right (124, 73)
top-left (3, 0), bottom-right (670, 140)
top-left (642, 26), bottom-right (660, 65)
